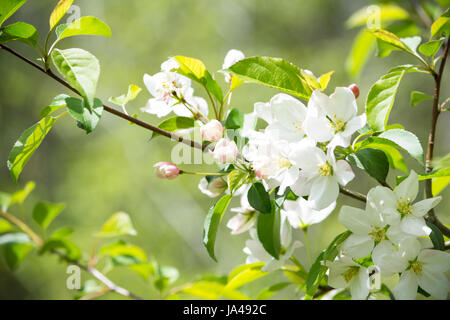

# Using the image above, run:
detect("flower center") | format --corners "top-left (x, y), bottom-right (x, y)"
top-left (397, 198), bottom-right (413, 216)
top-left (342, 266), bottom-right (359, 283)
top-left (329, 115), bottom-right (346, 133)
top-left (277, 157), bottom-right (292, 169)
top-left (292, 120), bottom-right (303, 132)
top-left (368, 226), bottom-right (386, 243)
top-left (318, 163), bottom-right (333, 176)
top-left (410, 261), bottom-right (422, 275)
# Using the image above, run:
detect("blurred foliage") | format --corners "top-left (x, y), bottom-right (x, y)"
top-left (0, 0), bottom-right (449, 299)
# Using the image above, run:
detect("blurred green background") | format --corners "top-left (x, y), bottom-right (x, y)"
top-left (0, 0), bottom-right (449, 299)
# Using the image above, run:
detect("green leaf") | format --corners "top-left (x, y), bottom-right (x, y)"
top-left (410, 91), bottom-right (433, 107)
top-left (256, 282), bottom-right (292, 300)
top-left (346, 29), bottom-right (376, 78)
top-left (32, 201), bottom-right (65, 230)
top-left (369, 29), bottom-right (409, 51)
top-left (10, 181), bottom-right (35, 206)
top-left (98, 212), bottom-right (137, 238)
top-left (154, 265), bottom-right (179, 292)
top-left (0, 219), bottom-right (13, 234)
top-left (57, 16), bottom-right (111, 41)
top-left (318, 71), bottom-right (334, 90)
top-left (225, 263), bottom-right (268, 290)
top-left (65, 97), bottom-right (103, 134)
top-left (431, 8), bottom-right (450, 38)
top-left (180, 280), bottom-right (249, 300)
top-left (358, 137), bottom-right (408, 173)
top-left (247, 183), bottom-right (272, 214)
top-left (257, 202), bottom-right (281, 259)
top-left (0, 193), bottom-right (11, 212)
top-left (40, 238), bottom-right (81, 260)
top-left (173, 56), bottom-right (223, 102)
top-left (426, 221), bottom-right (445, 251)
top-left (3, 242), bottom-right (33, 270)
top-left (225, 108), bottom-right (244, 130)
top-left (379, 129), bottom-right (424, 165)
top-left (49, 0), bottom-right (74, 30)
top-left (202, 194), bottom-right (232, 261)
top-left (150, 116), bottom-right (195, 140)
top-left (346, 4), bottom-right (409, 28)
top-left (306, 231), bottom-right (351, 296)
top-left (347, 148), bottom-right (389, 183)
top-left (108, 84), bottom-right (142, 107)
top-left (99, 240), bottom-right (147, 266)
top-left (0, 22), bottom-right (38, 46)
top-left (55, 23), bottom-right (68, 38)
top-left (228, 56), bottom-right (312, 100)
top-left (0, 0), bottom-right (27, 27)
top-left (40, 94), bottom-right (70, 117)
top-left (228, 170), bottom-right (248, 194)
top-left (419, 39), bottom-right (445, 57)
top-left (366, 65), bottom-right (411, 132)
top-left (51, 48), bottom-right (100, 108)
top-left (51, 226), bottom-right (73, 239)
top-left (8, 116), bottom-right (57, 181)
top-left (432, 176), bottom-right (450, 196)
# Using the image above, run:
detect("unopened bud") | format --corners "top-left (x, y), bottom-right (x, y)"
top-left (154, 162), bottom-right (180, 179)
top-left (210, 138), bottom-right (239, 164)
top-left (200, 120), bottom-right (224, 142)
top-left (348, 84), bottom-right (360, 99)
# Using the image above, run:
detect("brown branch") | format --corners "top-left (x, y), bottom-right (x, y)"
top-left (339, 186), bottom-right (367, 203)
top-left (425, 37), bottom-right (450, 238)
top-left (0, 209), bottom-right (144, 300)
top-left (0, 44), bottom-right (206, 151)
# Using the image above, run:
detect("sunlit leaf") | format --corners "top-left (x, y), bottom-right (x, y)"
top-left (0, 0), bottom-right (27, 27)
top-left (49, 0), bottom-right (74, 30)
top-left (0, 22), bottom-right (38, 46)
top-left (57, 16), bottom-right (111, 41)
top-left (98, 212), bottom-right (137, 238)
top-left (65, 97), bottom-right (103, 134)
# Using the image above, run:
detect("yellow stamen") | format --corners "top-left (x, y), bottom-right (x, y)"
top-left (342, 267), bottom-right (359, 283)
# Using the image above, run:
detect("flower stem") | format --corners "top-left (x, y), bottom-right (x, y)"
top-left (303, 227), bottom-right (312, 266)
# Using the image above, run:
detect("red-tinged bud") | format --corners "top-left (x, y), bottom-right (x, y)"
top-left (154, 162), bottom-right (180, 180)
top-left (348, 84), bottom-right (360, 99)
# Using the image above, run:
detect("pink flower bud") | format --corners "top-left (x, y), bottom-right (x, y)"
top-left (200, 120), bottom-right (223, 142)
top-left (210, 138), bottom-right (239, 164)
top-left (348, 84), bottom-right (360, 99)
top-left (154, 162), bottom-right (180, 179)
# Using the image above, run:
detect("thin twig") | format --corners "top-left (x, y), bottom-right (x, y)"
top-left (0, 209), bottom-right (145, 300)
top-left (339, 186), bottom-right (367, 203)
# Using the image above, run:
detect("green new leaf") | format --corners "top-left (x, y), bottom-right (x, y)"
top-left (109, 84), bottom-right (142, 107)
top-left (57, 16), bottom-right (111, 41)
top-left (228, 170), bottom-right (248, 194)
top-left (49, 0), bottom-right (74, 30)
top-left (0, 0), bottom-right (27, 27)
top-left (346, 29), bottom-right (376, 78)
top-left (3, 242), bottom-right (33, 270)
top-left (40, 94), bottom-right (70, 117)
top-left (247, 183), bottom-right (272, 214)
top-left (366, 65), bottom-right (411, 132)
top-left (426, 221), bottom-right (445, 251)
top-left (98, 212), bottom-right (137, 238)
top-left (40, 238), bottom-right (81, 260)
top-left (369, 29), bottom-right (408, 51)
top-left (0, 22), bottom-right (38, 46)
top-left (180, 280), bottom-right (249, 300)
top-left (0, 219), bottom-right (13, 234)
top-left (358, 137), bottom-right (408, 173)
top-left (51, 48), bottom-right (100, 108)
top-left (150, 116), bottom-right (195, 139)
top-left (65, 97), bottom-right (103, 134)
top-left (100, 240), bottom-right (147, 266)
top-left (154, 265), bottom-right (179, 292)
top-left (225, 263), bottom-right (268, 290)
top-left (10, 181), bottom-right (35, 206)
top-left (203, 194), bottom-right (232, 261)
top-left (228, 56), bottom-right (312, 100)
top-left (419, 39), bottom-right (445, 57)
top-left (347, 148), bottom-right (389, 183)
top-left (379, 129), bottom-right (424, 165)
top-left (257, 202), bottom-right (281, 259)
top-left (431, 9), bottom-right (450, 39)
top-left (256, 282), bottom-right (292, 300)
top-left (173, 56), bottom-right (223, 102)
top-left (8, 117), bottom-right (57, 181)
top-left (346, 4), bottom-right (409, 28)
top-left (225, 108), bottom-right (244, 130)
top-left (410, 91), bottom-right (433, 107)
top-left (32, 202), bottom-right (65, 230)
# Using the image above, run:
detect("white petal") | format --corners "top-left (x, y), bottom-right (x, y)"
top-left (372, 240), bottom-right (408, 275)
top-left (308, 176), bottom-right (339, 210)
top-left (303, 115), bottom-right (334, 143)
top-left (342, 234), bottom-right (374, 259)
top-left (366, 186), bottom-right (400, 226)
top-left (290, 171), bottom-right (313, 197)
top-left (326, 87), bottom-right (358, 122)
top-left (141, 98), bottom-right (172, 118)
top-left (398, 237), bottom-right (422, 261)
top-left (393, 270), bottom-right (418, 300)
top-left (289, 140), bottom-right (325, 172)
top-left (396, 170), bottom-right (419, 202)
top-left (419, 249), bottom-right (450, 273)
top-left (299, 198), bottom-right (335, 226)
top-left (343, 114), bottom-right (367, 137)
top-left (350, 267), bottom-right (370, 300)
top-left (411, 197), bottom-right (442, 217)
top-left (386, 224), bottom-right (417, 248)
top-left (400, 216), bottom-right (432, 237)
top-left (338, 206), bottom-right (371, 234)
top-left (334, 160), bottom-right (355, 186)
top-left (417, 269), bottom-right (449, 300)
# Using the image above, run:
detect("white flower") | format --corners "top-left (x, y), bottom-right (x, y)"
top-left (367, 171), bottom-right (441, 237)
top-left (243, 213), bottom-right (302, 272)
top-left (303, 87), bottom-right (366, 147)
top-left (200, 120), bottom-right (223, 142)
top-left (254, 94), bottom-right (308, 142)
top-left (160, 57), bottom-right (179, 72)
top-left (327, 254), bottom-right (370, 300)
top-left (391, 238), bottom-right (450, 300)
top-left (198, 177), bottom-right (227, 198)
top-left (210, 138), bottom-right (239, 164)
top-left (283, 197), bottom-right (335, 229)
top-left (222, 49), bottom-right (245, 83)
top-left (227, 212), bottom-right (257, 235)
top-left (289, 139), bottom-right (354, 210)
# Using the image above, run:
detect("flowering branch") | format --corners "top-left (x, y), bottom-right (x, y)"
top-left (0, 44), bottom-right (207, 152)
top-left (0, 209), bottom-right (145, 300)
